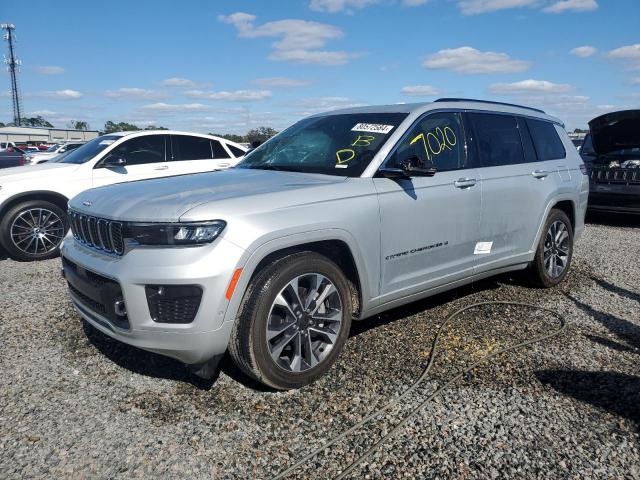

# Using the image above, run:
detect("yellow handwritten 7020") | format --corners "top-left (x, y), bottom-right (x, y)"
top-left (410, 126), bottom-right (456, 162)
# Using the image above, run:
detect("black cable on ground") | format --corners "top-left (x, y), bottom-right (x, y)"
top-left (272, 301), bottom-right (567, 480)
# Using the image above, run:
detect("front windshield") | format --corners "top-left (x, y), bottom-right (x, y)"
top-left (46, 144), bottom-right (60, 152)
top-left (59, 135), bottom-right (120, 164)
top-left (236, 113), bottom-right (408, 177)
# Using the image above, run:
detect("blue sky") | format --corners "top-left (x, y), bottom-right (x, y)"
top-left (1, 0), bottom-right (639, 132)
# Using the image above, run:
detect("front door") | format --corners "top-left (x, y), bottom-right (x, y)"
top-left (374, 111), bottom-right (481, 301)
top-left (92, 134), bottom-right (171, 188)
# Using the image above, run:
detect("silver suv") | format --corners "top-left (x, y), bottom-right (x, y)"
top-left (61, 99), bottom-right (589, 389)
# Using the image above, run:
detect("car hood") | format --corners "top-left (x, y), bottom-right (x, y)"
top-left (0, 162), bottom-right (79, 182)
top-left (69, 168), bottom-right (347, 222)
top-left (588, 109), bottom-right (640, 155)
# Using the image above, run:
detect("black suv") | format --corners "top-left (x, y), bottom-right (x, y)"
top-left (581, 110), bottom-right (640, 214)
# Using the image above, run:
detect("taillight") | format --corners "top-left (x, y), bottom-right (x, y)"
top-left (579, 163), bottom-right (588, 175)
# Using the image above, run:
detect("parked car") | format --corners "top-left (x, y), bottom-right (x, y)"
top-left (0, 141), bottom-right (17, 153)
top-left (0, 130), bottom-right (247, 261)
top-left (61, 99), bottom-right (588, 390)
top-left (24, 142), bottom-right (85, 164)
top-left (0, 146), bottom-right (26, 169)
top-left (581, 110), bottom-right (640, 214)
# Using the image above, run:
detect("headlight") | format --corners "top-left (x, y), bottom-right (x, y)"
top-left (126, 221), bottom-right (226, 246)
top-left (25, 155), bottom-right (33, 160)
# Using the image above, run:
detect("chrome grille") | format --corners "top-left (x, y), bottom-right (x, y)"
top-left (68, 210), bottom-right (124, 255)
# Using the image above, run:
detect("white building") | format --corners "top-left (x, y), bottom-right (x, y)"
top-left (0, 126), bottom-right (99, 144)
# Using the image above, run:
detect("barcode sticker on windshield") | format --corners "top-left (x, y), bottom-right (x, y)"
top-left (351, 123), bottom-right (394, 134)
top-left (99, 139), bottom-right (116, 145)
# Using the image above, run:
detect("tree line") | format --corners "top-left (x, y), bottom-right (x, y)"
top-left (0, 117), bottom-right (279, 144)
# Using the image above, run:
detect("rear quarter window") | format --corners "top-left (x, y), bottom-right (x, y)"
top-left (526, 119), bottom-right (566, 160)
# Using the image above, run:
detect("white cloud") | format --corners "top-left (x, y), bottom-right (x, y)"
top-left (570, 45), bottom-right (597, 57)
top-left (309, 0), bottom-right (380, 12)
top-left (489, 79), bottom-right (573, 94)
top-left (457, 0), bottom-right (538, 15)
top-left (34, 66), bottom-right (64, 75)
top-left (606, 43), bottom-right (640, 70)
top-left (629, 77), bottom-right (640, 85)
top-left (161, 77), bottom-right (198, 88)
top-left (28, 110), bottom-right (58, 116)
top-left (253, 77), bottom-right (312, 88)
top-left (543, 0), bottom-right (598, 13)
top-left (607, 43), bottom-right (640, 60)
top-left (139, 103), bottom-right (212, 112)
top-left (456, 0), bottom-right (597, 14)
top-left (290, 96), bottom-right (367, 115)
top-left (184, 89), bottom-right (272, 101)
top-left (402, 0), bottom-right (429, 5)
top-left (400, 85), bottom-right (442, 96)
top-left (218, 12), bottom-right (358, 66)
top-left (43, 89), bottom-right (82, 99)
top-left (423, 46), bottom-right (530, 74)
top-left (104, 88), bottom-right (167, 101)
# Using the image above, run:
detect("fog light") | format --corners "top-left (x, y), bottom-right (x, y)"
top-left (145, 285), bottom-right (203, 324)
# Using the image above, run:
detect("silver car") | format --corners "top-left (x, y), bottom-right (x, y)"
top-left (61, 99), bottom-right (589, 389)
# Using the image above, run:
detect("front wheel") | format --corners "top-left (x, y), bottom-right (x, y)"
top-left (0, 200), bottom-right (67, 261)
top-left (528, 208), bottom-right (574, 287)
top-left (229, 252), bottom-right (353, 390)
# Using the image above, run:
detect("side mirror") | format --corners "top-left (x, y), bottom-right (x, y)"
top-left (102, 155), bottom-right (127, 167)
top-left (400, 155), bottom-right (437, 177)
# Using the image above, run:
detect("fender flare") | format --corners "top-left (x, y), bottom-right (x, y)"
top-left (221, 228), bottom-right (372, 325)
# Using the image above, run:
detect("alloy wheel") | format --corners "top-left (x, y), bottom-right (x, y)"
top-left (543, 220), bottom-right (570, 278)
top-left (266, 273), bottom-right (343, 373)
top-left (10, 208), bottom-right (65, 256)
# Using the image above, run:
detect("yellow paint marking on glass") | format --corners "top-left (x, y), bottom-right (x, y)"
top-left (351, 135), bottom-right (376, 147)
top-left (336, 148), bottom-right (356, 164)
top-left (409, 126), bottom-right (457, 162)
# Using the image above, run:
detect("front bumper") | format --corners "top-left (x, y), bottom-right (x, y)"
top-left (588, 183), bottom-right (640, 214)
top-left (60, 236), bottom-right (246, 365)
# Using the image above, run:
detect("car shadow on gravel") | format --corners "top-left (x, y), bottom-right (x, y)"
top-left (82, 321), bottom-right (220, 390)
top-left (535, 370), bottom-right (640, 428)
top-left (536, 293), bottom-right (640, 430)
top-left (591, 276), bottom-right (640, 304)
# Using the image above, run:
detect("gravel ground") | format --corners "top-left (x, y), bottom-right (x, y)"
top-left (1, 213), bottom-right (639, 479)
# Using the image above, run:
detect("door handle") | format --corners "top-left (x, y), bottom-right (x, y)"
top-left (153, 165), bottom-right (169, 170)
top-left (531, 169), bottom-right (549, 178)
top-left (454, 178), bottom-right (477, 188)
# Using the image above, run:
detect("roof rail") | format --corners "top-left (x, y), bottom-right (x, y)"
top-left (434, 98), bottom-right (546, 114)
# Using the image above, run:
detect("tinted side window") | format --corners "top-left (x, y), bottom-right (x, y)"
top-left (172, 135), bottom-right (214, 161)
top-left (227, 144), bottom-right (246, 157)
top-left (469, 113), bottom-right (524, 167)
top-left (211, 140), bottom-right (230, 159)
top-left (108, 135), bottom-right (166, 166)
top-left (389, 112), bottom-right (465, 172)
top-left (526, 119), bottom-right (566, 160)
top-left (516, 117), bottom-right (538, 163)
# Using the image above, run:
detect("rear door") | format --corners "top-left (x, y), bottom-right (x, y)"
top-left (92, 134), bottom-right (171, 187)
top-left (375, 111), bottom-right (482, 300)
top-left (467, 112), bottom-right (558, 271)
top-left (169, 135), bottom-right (233, 174)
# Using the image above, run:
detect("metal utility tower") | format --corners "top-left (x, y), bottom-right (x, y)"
top-left (2, 23), bottom-right (22, 126)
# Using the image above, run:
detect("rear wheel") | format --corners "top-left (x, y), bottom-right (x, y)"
top-left (528, 208), bottom-right (573, 287)
top-left (229, 252), bottom-right (353, 390)
top-left (0, 200), bottom-right (67, 261)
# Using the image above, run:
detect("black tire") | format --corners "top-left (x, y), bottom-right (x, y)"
top-left (0, 200), bottom-right (68, 261)
top-left (228, 251), bottom-right (353, 390)
top-left (528, 208), bottom-right (573, 288)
